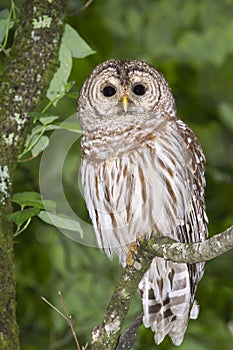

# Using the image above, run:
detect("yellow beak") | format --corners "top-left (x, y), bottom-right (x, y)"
top-left (122, 95), bottom-right (128, 113)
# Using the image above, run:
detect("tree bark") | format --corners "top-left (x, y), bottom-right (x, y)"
top-left (0, 1), bottom-right (68, 348)
top-left (91, 226), bottom-right (233, 350)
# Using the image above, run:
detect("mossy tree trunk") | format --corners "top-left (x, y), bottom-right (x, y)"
top-left (0, 0), bottom-right (68, 348)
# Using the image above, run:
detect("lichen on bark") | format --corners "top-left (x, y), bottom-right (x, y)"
top-left (0, 0), bottom-right (68, 348)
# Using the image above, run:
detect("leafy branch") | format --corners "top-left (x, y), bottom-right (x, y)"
top-left (0, 1), bottom-right (18, 54)
top-left (7, 191), bottom-right (83, 237)
top-left (91, 225), bottom-right (233, 350)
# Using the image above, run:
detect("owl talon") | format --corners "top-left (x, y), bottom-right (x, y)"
top-left (126, 236), bottom-right (145, 265)
top-left (126, 242), bottom-right (139, 266)
top-left (136, 236), bottom-right (145, 248)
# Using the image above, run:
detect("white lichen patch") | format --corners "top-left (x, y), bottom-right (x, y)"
top-left (104, 316), bottom-right (121, 336)
top-left (0, 165), bottom-right (10, 205)
top-left (13, 112), bottom-right (28, 131)
top-left (32, 15), bottom-right (52, 29)
top-left (36, 74), bottom-right (42, 82)
top-left (91, 327), bottom-right (101, 344)
top-left (121, 288), bottom-right (130, 299)
top-left (14, 95), bottom-right (23, 102)
top-left (48, 0), bottom-right (53, 3)
top-left (2, 133), bottom-right (18, 146)
top-left (31, 30), bottom-right (41, 41)
top-left (123, 274), bottom-right (130, 282)
top-left (134, 261), bottom-right (142, 270)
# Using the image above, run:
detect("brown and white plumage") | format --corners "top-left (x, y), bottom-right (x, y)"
top-left (77, 60), bottom-right (208, 345)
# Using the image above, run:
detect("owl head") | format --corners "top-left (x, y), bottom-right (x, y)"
top-left (77, 60), bottom-right (176, 131)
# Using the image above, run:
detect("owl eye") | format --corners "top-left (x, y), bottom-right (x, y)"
top-left (132, 84), bottom-right (146, 96)
top-left (102, 85), bottom-right (116, 97)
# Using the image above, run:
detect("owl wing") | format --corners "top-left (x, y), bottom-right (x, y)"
top-left (175, 119), bottom-right (208, 297)
top-left (139, 118), bottom-right (208, 345)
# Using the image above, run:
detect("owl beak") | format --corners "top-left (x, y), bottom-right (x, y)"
top-left (122, 95), bottom-right (128, 113)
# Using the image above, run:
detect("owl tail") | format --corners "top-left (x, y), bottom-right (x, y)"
top-left (139, 258), bottom-right (199, 346)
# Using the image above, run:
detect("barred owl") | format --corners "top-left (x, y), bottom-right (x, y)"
top-left (77, 60), bottom-right (208, 345)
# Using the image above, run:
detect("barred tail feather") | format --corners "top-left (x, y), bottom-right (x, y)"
top-left (139, 258), bottom-right (194, 346)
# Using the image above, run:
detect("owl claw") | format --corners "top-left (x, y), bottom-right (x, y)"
top-left (126, 236), bottom-right (145, 266)
top-left (126, 242), bottom-right (139, 266)
top-left (136, 236), bottom-right (145, 247)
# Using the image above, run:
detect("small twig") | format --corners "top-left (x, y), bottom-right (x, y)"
top-left (58, 291), bottom-right (83, 350)
top-left (77, 0), bottom-right (94, 13)
top-left (67, 0), bottom-right (94, 17)
top-left (41, 295), bottom-right (68, 321)
top-left (42, 292), bottom-right (88, 350)
top-left (18, 154), bottom-right (39, 163)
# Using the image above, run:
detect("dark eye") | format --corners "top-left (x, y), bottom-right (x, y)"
top-left (132, 84), bottom-right (146, 96)
top-left (102, 85), bottom-right (116, 97)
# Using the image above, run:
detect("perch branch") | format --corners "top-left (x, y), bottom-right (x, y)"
top-left (142, 225), bottom-right (233, 263)
top-left (91, 225), bottom-right (233, 350)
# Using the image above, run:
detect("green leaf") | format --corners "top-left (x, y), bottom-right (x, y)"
top-left (46, 25), bottom-right (94, 104)
top-left (65, 90), bottom-right (79, 99)
top-left (43, 124), bottom-right (60, 131)
top-left (57, 121), bottom-right (82, 133)
top-left (0, 9), bottom-right (9, 44)
top-left (46, 42), bottom-right (72, 103)
top-left (39, 116), bottom-right (59, 125)
top-left (30, 125), bottom-right (44, 135)
top-left (29, 111), bottom-right (44, 121)
top-left (65, 80), bottom-right (76, 92)
top-left (7, 207), bottom-right (40, 226)
top-left (31, 135), bottom-right (49, 157)
top-left (13, 191), bottom-right (41, 203)
top-left (24, 128), bottom-right (44, 150)
top-left (29, 111), bottom-right (55, 122)
top-left (12, 191), bottom-right (56, 211)
top-left (38, 211), bottom-right (83, 237)
top-left (63, 24), bottom-right (95, 58)
top-left (38, 200), bottom-right (56, 212)
top-left (219, 103), bottom-right (233, 133)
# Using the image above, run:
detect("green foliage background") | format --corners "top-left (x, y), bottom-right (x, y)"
top-left (1, 0), bottom-right (233, 349)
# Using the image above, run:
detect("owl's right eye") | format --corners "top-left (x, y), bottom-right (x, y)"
top-left (102, 85), bottom-right (116, 97)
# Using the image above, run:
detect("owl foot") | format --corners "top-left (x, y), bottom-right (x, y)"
top-left (126, 237), bottom-right (144, 266)
top-left (126, 242), bottom-right (139, 266)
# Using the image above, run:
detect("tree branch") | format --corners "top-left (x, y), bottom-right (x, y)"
top-left (116, 314), bottom-right (143, 350)
top-left (141, 225), bottom-right (233, 263)
top-left (91, 226), bottom-right (233, 350)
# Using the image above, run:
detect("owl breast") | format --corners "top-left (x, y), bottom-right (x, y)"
top-left (81, 121), bottom-right (192, 264)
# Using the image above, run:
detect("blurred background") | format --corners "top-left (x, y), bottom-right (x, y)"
top-left (1, 0), bottom-right (233, 349)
